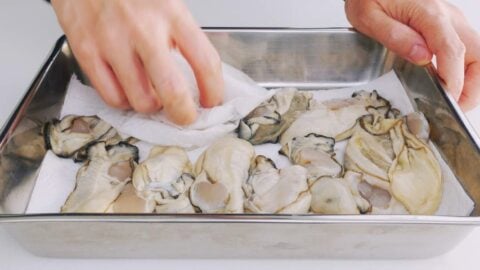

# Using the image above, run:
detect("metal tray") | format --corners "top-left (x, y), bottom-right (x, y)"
top-left (1, 28), bottom-right (480, 259)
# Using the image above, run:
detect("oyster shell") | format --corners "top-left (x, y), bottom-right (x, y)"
top-left (107, 183), bottom-right (155, 213)
top-left (190, 137), bottom-right (255, 213)
top-left (62, 142), bottom-right (139, 213)
top-left (243, 155), bottom-right (310, 214)
top-left (132, 146), bottom-right (195, 213)
top-left (239, 88), bottom-right (312, 144)
top-left (280, 133), bottom-right (342, 184)
top-left (388, 122), bottom-right (442, 215)
top-left (45, 115), bottom-right (122, 162)
top-left (280, 90), bottom-right (389, 145)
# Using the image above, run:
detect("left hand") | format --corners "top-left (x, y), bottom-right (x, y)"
top-left (345, 0), bottom-right (480, 111)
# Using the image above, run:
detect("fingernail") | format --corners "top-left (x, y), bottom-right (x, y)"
top-left (409, 45), bottom-right (431, 65)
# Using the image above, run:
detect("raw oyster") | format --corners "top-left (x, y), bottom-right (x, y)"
top-left (190, 137), bottom-right (255, 213)
top-left (107, 183), bottom-right (155, 213)
top-left (62, 142), bottom-right (139, 213)
top-left (132, 146), bottom-right (195, 213)
top-left (388, 122), bottom-right (442, 215)
top-left (44, 115), bottom-right (122, 162)
top-left (405, 112), bottom-right (430, 142)
top-left (280, 133), bottom-right (342, 184)
top-left (344, 108), bottom-right (401, 188)
top-left (280, 90), bottom-right (389, 145)
top-left (310, 173), bottom-right (370, 214)
top-left (344, 171), bottom-right (408, 214)
top-left (243, 155), bottom-right (310, 214)
top-left (155, 194), bottom-right (195, 213)
top-left (239, 88), bottom-right (312, 144)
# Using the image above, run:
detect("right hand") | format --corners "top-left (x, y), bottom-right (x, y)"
top-left (51, 0), bottom-right (224, 125)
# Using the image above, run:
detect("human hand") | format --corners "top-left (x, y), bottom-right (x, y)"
top-left (51, 0), bottom-right (224, 124)
top-left (345, 0), bottom-right (480, 110)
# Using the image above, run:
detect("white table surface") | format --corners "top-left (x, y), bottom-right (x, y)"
top-left (1, 0), bottom-right (479, 269)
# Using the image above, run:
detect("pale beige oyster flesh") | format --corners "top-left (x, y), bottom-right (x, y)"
top-left (61, 142), bottom-right (138, 213)
top-left (280, 133), bottom-right (342, 184)
top-left (243, 155), bottom-right (311, 214)
top-left (132, 146), bottom-right (195, 214)
top-left (107, 183), bottom-right (155, 213)
top-left (238, 88), bottom-right (312, 145)
top-left (190, 137), bottom-right (255, 213)
top-left (280, 90), bottom-right (389, 145)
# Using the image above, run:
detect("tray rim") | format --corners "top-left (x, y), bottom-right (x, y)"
top-left (1, 28), bottom-right (479, 225)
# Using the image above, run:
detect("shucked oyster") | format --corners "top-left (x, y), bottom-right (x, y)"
top-left (388, 122), bottom-right (442, 215)
top-left (190, 137), bottom-right (255, 213)
top-left (62, 142), bottom-right (139, 213)
top-left (107, 183), bottom-right (155, 213)
top-left (310, 172), bottom-right (370, 214)
top-left (243, 155), bottom-right (311, 214)
top-left (280, 133), bottom-right (342, 184)
top-left (239, 88), bottom-right (312, 144)
top-left (45, 115), bottom-right (121, 162)
top-left (280, 90), bottom-right (389, 145)
top-left (132, 146), bottom-right (195, 213)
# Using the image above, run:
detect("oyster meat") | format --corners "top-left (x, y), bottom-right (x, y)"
top-left (132, 146), bottom-right (195, 213)
top-left (310, 173), bottom-right (370, 214)
top-left (107, 183), bottom-right (155, 213)
top-left (45, 115), bottom-right (122, 162)
top-left (62, 142), bottom-right (139, 213)
top-left (280, 133), bottom-right (342, 184)
top-left (239, 88), bottom-right (312, 144)
top-left (190, 137), bottom-right (255, 213)
top-left (388, 122), bottom-right (442, 215)
top-left (280, 90), bottom-right (389, 145)
top-left (243, 155), bottom-right (311, 214)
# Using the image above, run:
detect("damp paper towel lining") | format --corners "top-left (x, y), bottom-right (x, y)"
top-left (27, 70), bottom-right (475, 216)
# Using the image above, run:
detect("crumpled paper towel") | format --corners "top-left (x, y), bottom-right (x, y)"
top-left (61, 53), bottom-right (273, 149)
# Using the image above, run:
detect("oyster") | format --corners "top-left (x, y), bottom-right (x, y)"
top-left (405, 112), bottom-right (430, 142)
top-left (190, 137), bottom-right (255, 213)
top-left (155, 194), bottom-right (195, 213)
top-left (344, 108), bottom-right (401, 188)
top-left (243, 155), bottom-right (310, 214)
top-left (239, 88), bottom-right (312, 144)
top-left (107, 183), bottom-right (155, 213)
top-left (388, 122), bottom-right (442, 215)
top-left (310, 174), bottom-right (370, 214)
top-left (280, 133), bottom-right (342, 184)
top-left (132, 146), bottom-right (195, 213)
top-left (280, 90), bottom-right (389, 145)
top-left (62, 142), bottom-right (139, 213)
top-left (44, 115), bottom-right (122, 162)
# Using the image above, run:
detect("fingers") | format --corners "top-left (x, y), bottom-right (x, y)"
top-left (136, 38), bottom-right (197, 125)
top-left (173, 13), bottom-right (224, 108)
top-left (408, 5), bottom-right (466, 101)
top-left (70, 41), bottom-right (130, 110)
top-left (459, 62), bottom-right (480, 111)
top-left (104, 43), bottom-right (162, 114)
top-left (350, 8), bottom-right (433, 65)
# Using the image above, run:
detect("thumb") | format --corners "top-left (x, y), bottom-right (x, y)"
top-left (352, 9), bottom-right (433, 66)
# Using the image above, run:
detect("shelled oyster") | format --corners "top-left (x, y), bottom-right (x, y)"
top-left (280, 90), bottom-right (389, 145)
top-left (107, 183), bottom-right (155, 213)
top-left (243, 155), bottom-right (310, 214)
top-left (44, 115), bottom-right (122, 162)
top-left (280, 133), bottom-right (342, 183)
top-left (343, 171), bottom-right (408, 214)
top-left (310, 172), bottom-right (370, 214)
top-left (238, 88), bottom-right (312, 144)
top-left (190, 137), bottom-right (255, 213)
top-left (388, 122), bottom-right (442, 215)
top-left (132, 146), bottom-right (195, 213)
top-left (62, 142), bottom-right (139, 213)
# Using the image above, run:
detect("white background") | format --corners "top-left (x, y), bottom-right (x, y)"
top-left (1, 0), bottom-right (479, 269)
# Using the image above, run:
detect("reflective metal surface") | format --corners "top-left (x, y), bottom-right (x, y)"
top-left (0, 29), bottom-right (479, 259)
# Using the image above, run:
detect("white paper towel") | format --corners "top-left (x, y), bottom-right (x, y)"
top-left (61, 54), bottom-right (273, 149)
top-left (27, 71), bottom-right (475, 216)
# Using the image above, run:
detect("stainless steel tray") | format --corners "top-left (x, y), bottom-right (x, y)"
top-left (1, 28), bottom-right (480, 259)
